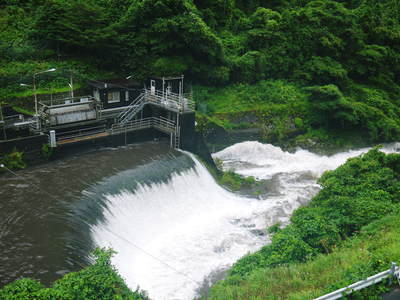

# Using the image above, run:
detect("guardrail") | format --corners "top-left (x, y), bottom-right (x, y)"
top-left (314, 262), bottom-right (400, 300)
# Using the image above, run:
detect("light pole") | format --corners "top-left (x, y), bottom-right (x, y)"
top-left (33, 68), bottom-right (56, 129)
top-left (69, 69), bottom-right (74, 98)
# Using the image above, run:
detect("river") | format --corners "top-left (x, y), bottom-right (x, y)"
top-left (0, 141), bottom-right (399, 299)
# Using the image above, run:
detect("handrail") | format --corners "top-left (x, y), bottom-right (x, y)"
top-left (116, 93), bottom-right (146, 125)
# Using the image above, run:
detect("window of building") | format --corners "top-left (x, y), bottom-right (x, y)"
top-left (108, 91), bottom-right (120, 103)
top-left (125, 91), bottom-right (129, 101)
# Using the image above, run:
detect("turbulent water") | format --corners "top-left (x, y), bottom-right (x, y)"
top-left (1, 140), bottom-right (398, 298)
top-left (0, 142), bottom-right (174, 287)
top-left (91, 141), bottom-right (400, 300)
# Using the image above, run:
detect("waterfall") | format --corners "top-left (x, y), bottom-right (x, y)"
top-left (91, 141), bottom-right (400, 299)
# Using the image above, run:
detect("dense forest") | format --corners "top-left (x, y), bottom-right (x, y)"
top-left (1, 0), bottom-right (399, 146)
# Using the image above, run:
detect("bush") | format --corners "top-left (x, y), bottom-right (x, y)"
top-left (0, 248), bottom-right (149, 300)
top-left (1, 148), bottom-right (26, 170)
top-left (41, 143), bottom-right (53, 159)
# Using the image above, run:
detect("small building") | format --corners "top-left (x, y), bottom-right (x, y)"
top-left (88, 78), bottom-right (142, 110)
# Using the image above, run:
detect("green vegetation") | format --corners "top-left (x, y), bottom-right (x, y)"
top-left (207, 213), bottom-right (400, 299)
top-left (0, 148), bottom-right (26, 171)
top-left (0, 248), bottom-right (149, 300)
top-left (207, 148), bottom-right (400, 299)
top-left (195, 79), bottom-right (400, 148)
top-left (220, 170), bottom-right (257, 191)
top-left (40, 143), bottom-right (53, 160)
top-left (1, 0), bottom-right (399, 146)
top-left (1, 0), bottom-right (400, 298)
top-left (213, 157), bottom-right (258, 191)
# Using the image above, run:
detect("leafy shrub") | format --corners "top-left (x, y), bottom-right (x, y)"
top-left (1, 148), bottom-right (26, 170)
top-left (41, 143), bottom-right (53, 159)
top-left (0, 248), bottom-right (149, 300)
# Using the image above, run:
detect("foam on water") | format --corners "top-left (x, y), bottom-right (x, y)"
top-left (92, 141), bottom-right (400, 300)
top-left (91, 155), bottom-right (269, 300)
top-left (214, 141), bottom-right (400, 179)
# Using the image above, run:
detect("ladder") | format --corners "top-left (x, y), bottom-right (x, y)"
top-left (174, 128), bottom-right (180, 149)
top-left (117, 93), bottom-right (145, 125)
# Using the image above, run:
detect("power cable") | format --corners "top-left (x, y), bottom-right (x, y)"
top-left (103, 227), bottom-right (202, 286)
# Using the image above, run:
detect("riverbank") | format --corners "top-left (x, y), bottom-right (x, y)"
top-left (194, 80), bottom-right (400, 155)
top-left (207, 212), bottom-right (400, 299)
top-left (206, 146), bottom-right (400, 299)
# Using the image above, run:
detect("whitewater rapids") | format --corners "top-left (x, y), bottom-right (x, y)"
top-left (91, 141), bottom-right (400, 300)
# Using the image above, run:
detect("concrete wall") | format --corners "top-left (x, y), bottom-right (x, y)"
top-left (0, 134), bottom-right (47, 156)
top-left (179, 112), bottom-right (196, 151)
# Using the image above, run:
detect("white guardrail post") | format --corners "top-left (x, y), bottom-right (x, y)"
top-left (314, 263), bottom-right (400, 300)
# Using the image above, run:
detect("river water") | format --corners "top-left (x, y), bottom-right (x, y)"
top-left (1, 140), bottom-right (399, 299)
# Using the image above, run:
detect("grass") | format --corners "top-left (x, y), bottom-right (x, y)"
top-left (11, 83), bottom-right (83, 99)
top-left (207, 213), bottom-right (400, 300)
top-left (194, 80), bottom-right (308, 115)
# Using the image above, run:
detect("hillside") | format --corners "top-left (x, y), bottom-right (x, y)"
top-left (1, 0), bottom-right (399, 147)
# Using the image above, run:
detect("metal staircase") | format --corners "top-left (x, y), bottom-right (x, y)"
top-left (112, 88), bottom-right (192, 149)
top-left (116, 93), bottom-right (145, 125)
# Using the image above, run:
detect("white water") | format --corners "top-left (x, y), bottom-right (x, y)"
top-left (92, 141), bottom-right (400, 300)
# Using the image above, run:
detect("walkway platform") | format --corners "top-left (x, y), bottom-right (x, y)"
top-left (57, 131), bottom-right (109, 145)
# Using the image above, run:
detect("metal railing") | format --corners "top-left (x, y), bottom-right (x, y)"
top-left (314, 262), bottom-right (400, 300)
top-left (117, 93), bottom-right (145, 125)
top-left (39, 95), bottom-right (96, 108)
top-left (56, 125), bottom-right (106, 142)
top-left (113, 88), bottom-right (194, 127)
top-left (144, 89), bottom-right (195, 112)
top-left (111, 116), bottom-right (176, 134)
top-left (3, 114), bottom-right (24, 124)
